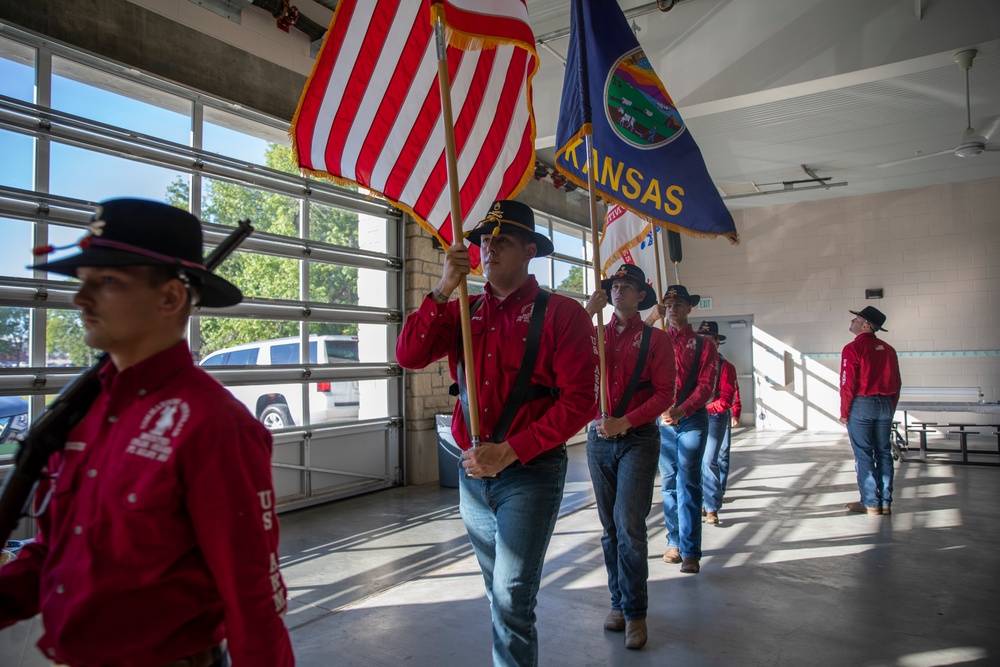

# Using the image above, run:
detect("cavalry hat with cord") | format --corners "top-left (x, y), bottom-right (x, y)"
top-left (697, 320), bottom-right (726, 343)
top-left (601, 263), bottom-right (657, 310)
top-left (661, 284), bottom-right (700, 307)
top-left (465, 200), bottom-right (554, 258)
top-left (30, 198), bottom-right (242, 308)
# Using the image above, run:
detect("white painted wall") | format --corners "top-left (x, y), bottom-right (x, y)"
top-left (676, 176), bottom-right (1000, 430)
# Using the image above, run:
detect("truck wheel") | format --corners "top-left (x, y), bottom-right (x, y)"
top-left (260, 404), bottom-right (293, 430)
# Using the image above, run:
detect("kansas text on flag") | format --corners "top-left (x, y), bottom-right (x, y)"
top-left (555, 0), bottom-right (737, 243)
top-left (291, 0), bottom-right (538, 266)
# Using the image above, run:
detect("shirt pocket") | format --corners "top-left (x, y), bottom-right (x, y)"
top-left (51, 450), bottom-right (84, 499)
top-left (110, 460), bottom-right (181, 512)
top-left (106, 460), bottom-right (186, 566)
top-left (497, 320), bottom-right (531, 374)
top-left (48, 450), bottom-right (85, 525)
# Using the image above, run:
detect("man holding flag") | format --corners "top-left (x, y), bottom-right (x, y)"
top-left (396, 201), bottom-right (597, 667)
top-left (555, 0), bottom-right (736, 579)
top-left (294, 4), bottom-right (581, 663)
top-left (583, 264), bottom-right (675, 650)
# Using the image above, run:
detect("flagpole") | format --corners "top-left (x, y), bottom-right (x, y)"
top-left (650, 223), bottom-right (666, 330)
top-left (667, 230), bottom-right (682, 283)
top-left (585, 133), bottom-right (608, 417)
top-left (433, 12), bottom-right (482, 448)
top-left (660, 226), bottom-right (677, 285)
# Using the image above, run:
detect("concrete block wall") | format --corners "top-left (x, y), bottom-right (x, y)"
top-left (401, 217), bottom-right (454, 485)
top-left (677, 177), bottom-right (1000, 430)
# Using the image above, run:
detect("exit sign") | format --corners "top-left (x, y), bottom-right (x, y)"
top-left (699, 297), bottom-right (713, 310)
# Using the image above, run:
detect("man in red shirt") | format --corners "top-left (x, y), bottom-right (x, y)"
top-left (647, 286), bottom-right (718, 574)
top-left (840, 306), bottom-right (901, 515)
top-left (396, 200), bottom-right (597, 667)
top-left (584, 264), bottom-right (675, 650)
top-left (697, 321), bottom-right (738, 525)
top-left (0, 199), bottom-right (294, 666)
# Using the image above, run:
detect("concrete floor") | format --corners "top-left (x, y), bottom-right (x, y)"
top-left (3, 429), bottom-right (1000, 666)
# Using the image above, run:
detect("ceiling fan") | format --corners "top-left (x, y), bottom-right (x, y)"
top-left (878, 49), bottom-right (1000, 169)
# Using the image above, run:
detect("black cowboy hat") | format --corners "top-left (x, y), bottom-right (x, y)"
top-left (697, 320), bottom-right (726, 343)
top-left (30, 198), bottom-right (243, 308)
top-left (661, 284), bottom-right (700, 307)
top-left (601, 264), bottom-right (657, 310)
top-left (849, 306), bottom-right (888, 332)
top-left (466, 200), bottom-right (554, 257)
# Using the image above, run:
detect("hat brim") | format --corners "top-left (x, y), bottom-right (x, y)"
top-left (32, 247), bottom-right (243, 308)
top-left (663, 293), bottom-right (700, 307)
top-left (466, 225), bottom-right (554, 258)
top-left (600, 276), bottom-right (658, 310)
top-left (848, 309), bottom-right (887, 332)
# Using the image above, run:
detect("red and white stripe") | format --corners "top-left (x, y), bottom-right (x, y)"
top-left (293, 0), bottom-right (537, 260)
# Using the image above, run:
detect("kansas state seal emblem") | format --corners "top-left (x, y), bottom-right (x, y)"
top-left (604, 48), bottom-right (685, 149)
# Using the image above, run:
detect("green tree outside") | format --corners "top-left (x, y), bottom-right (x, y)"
top-left (556, 265), bottom-right (585, 294)
top-left (164, 144), bottom-right (362, 357)
top-left (46, 310), bottom-right (95, 367)
top-left (0, 307), bottom-right (29, 364)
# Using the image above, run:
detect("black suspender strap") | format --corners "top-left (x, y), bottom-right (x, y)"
top-left (712, 353), bottom-right (725, 401)
top-left (491, 290), bottom-right (550, 443)
top-left (674, 334), bottom-right (704, 406)
top-left (453, 290), bottom-right (555, 443)
top-left (611, 324), bottom-right (652, 419)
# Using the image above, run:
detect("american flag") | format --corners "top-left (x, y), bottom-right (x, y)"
top-left (291, 0), bottom-right (538, 268)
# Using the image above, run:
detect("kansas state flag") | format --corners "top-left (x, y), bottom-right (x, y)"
top-left (555, 0), bottom-right (738, 243)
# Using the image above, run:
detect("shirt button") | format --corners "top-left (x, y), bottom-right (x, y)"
top-left (108, 415), bottom-right (118, 423)
top-left (491, 327), bottom-right (495, 332)
top-left (87, 469), bottom-right (97, 478)
top-left (74, 525), bottom-right (83, 535)
top-left (485, 381), bottom-right (490, 385)
top-left (487, 354), bottom-right (492, 358)
top-left (48, 648), bottom-right (56, 657)
top-left (522, 337), bottom-right (527, 341)
top-left (484, 408), bottom-right (489, 413)
top-left (127, 493), bottom-right (138, 503)
top-left (56, 585), bottom-right (65, 594)
top-left (138, 389), bottom-right (147, 397)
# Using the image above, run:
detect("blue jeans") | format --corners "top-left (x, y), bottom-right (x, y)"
top-left (659, 409), bottom-right (708, 559)
top-left (459, 448), bottom-right (568, 667)
top-left (702, 410), bottom-right (732, 512)
top-left (846, 395), bottom-right (895, 508)
top-left (586, 422), bottom-right (659, 620)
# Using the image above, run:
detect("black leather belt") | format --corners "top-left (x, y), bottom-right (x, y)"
top-left (529, 443), bottom-right (566, 461)
top-left (596, 421), bottom-right (657, 441)
top-left (160, 644), bottom-right (227, 667)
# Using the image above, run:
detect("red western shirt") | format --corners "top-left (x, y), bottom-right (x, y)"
top-left (840, 332), bottom-right (902, 419)
top-left (707, 356), bottom-right (738, 416)
top-left (732, 377), bottom-right (743, 421)
top-left (666, 324), bottom-right (719, 417)
top-left (395, 277), bottom-right (598, 461)
top-left (0, 342), bottom-right (294, 667)
top-left (600, 313), bottom-right (675, 426)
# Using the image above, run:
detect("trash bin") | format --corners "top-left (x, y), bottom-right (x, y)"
top-left (436, 413), bottom-right (461, 488)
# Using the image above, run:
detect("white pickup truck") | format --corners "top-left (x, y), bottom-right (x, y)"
top-left (200, 335), bottom-right (360, 429)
